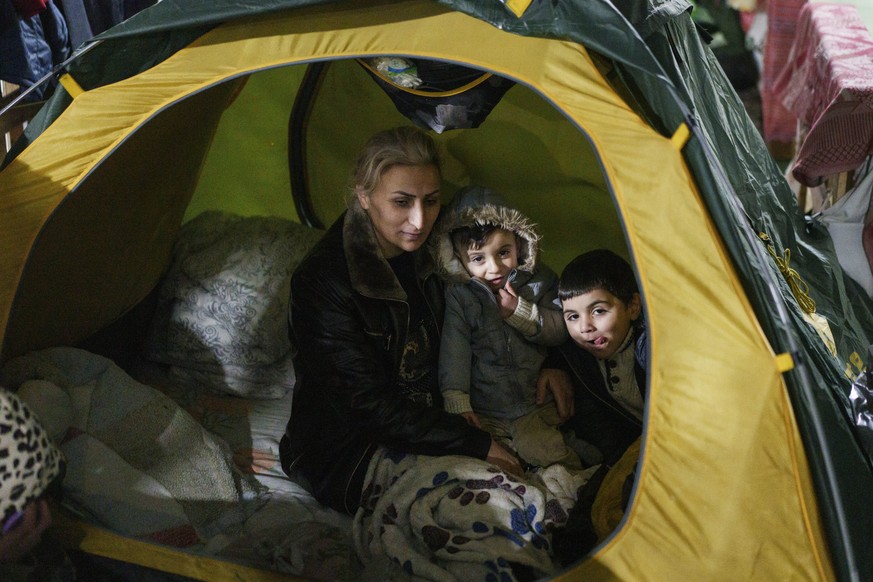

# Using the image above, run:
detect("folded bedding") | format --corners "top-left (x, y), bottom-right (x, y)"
top-left (2, 347), bottom-right (268, 546)
top-left (132, 359), bottom-right (294, 482)
top-left (2, 347), bottom-right (364, 580)
top-left (132, 360), bottom-right (364, 579)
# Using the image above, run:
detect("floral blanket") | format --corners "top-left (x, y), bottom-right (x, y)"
top-left (354, 449), bottom-right (597, 582)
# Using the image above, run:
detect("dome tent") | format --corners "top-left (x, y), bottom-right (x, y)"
top-left (1, 0), bottom-right (872, 580)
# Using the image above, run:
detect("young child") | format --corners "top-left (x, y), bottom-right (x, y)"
top-left (555, 249), bottom-right (647, 467)
top-left (433, 186), bottom-right (581, 471)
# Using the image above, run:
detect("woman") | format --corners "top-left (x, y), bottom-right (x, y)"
top-left (280, 126), bottom-right (559, 515)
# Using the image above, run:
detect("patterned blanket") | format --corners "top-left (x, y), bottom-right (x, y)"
top-left (353, 449), bottom-right (598, 581)
top-left (2, 347), bottom-right (267, 547)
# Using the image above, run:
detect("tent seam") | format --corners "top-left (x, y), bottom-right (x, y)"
top-left (779, 378), bottom-right (831, 581)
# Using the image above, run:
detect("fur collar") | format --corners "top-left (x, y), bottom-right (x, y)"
top-left (432, 186), bottom-right (540, 284)
top-left (343, 200), bottom-right (432, 301)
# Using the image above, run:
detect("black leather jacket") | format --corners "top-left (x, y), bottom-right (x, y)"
top-left (280, 203), bottom-right (492, 514)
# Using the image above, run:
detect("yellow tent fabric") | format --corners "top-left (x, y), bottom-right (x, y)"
top-left (0, 1), bottom-right (833, 579)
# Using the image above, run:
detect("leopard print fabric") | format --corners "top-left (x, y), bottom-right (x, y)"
top-left (0, 389), bottom-right (63, 528)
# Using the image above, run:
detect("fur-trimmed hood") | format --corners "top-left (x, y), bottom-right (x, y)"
top-left (432, 186), bottom-right (540, 284)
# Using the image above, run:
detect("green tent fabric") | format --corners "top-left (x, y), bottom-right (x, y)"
top-left (631, 9), bottom-right (873, 579)
top-left (2, 0), bottom-right (872, 579)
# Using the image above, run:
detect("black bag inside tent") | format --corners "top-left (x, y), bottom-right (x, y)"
top-left (360, 58), bottom-right (515, 133)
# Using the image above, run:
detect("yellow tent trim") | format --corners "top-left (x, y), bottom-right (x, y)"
top-left (775, 352), bottom-right (795, 372)
top-left (52, 509), bottom-right (302, 581)
top-left (58, 74), bottom-right (84, 99)
top-left (670, 122), bottom-right (690, 150)
top-left (777, 384), bottom-right (831, 581)
top-left (504, 0), bottom-right (533, 18)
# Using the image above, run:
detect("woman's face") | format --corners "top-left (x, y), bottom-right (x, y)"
top-left (357, 164), bottom-right (441, 258)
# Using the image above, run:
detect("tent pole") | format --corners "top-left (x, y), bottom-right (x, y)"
top-left (288, 61), bottom-right (328, 229)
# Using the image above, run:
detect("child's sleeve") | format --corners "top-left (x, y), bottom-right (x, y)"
top-left (439, 286), bottom-right (474, 414)
top-left (443, 390), bottom-right (473, 415)
top-left (506, 267), bottom-right (568, 346)
top-left (534, 292), bottom-right (569, 346)
top-left (505, 296), bottom-right (539, 336)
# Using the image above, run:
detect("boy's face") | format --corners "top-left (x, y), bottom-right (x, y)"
top-left (463, 229), bottom-right (519, 292)
top-left (562, 288), bottom-right (641, 360)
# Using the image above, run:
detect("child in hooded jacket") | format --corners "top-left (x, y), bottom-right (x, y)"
top-left (433, 186), bottom-right (581, 470)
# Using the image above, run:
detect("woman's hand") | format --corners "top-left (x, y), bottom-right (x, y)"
top-left (461, 411), bottom-right (482, 428)
top-left (0, 499), bottom-right (52, 563)
top-left (496, 281), bottom-right (519, 319)
top-left (536, 368), bottom-right (574, 421)
top-left (486, 440), bottom-right (524, 477)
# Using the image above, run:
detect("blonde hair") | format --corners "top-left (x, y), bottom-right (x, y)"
top-left (352, 126), bottom-right (441, 198)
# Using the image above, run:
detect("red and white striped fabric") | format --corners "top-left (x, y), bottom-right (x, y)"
top-left (775, 2), bottom-right (873, 185)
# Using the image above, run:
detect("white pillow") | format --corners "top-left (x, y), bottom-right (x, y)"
top-left (144, 212), bottom-right (324, 399)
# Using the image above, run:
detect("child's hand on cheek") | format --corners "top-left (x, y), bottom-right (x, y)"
top-left (496, 281), bottom-right (518, 319)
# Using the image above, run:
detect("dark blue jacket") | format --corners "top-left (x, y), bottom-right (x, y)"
top-left (0, 0), bottom-right (70, 99)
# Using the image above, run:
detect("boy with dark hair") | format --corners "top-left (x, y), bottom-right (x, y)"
top-left (556, 249), bottom-right (647, 466)
top-left (548, 249), bottom-right (648, 564)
